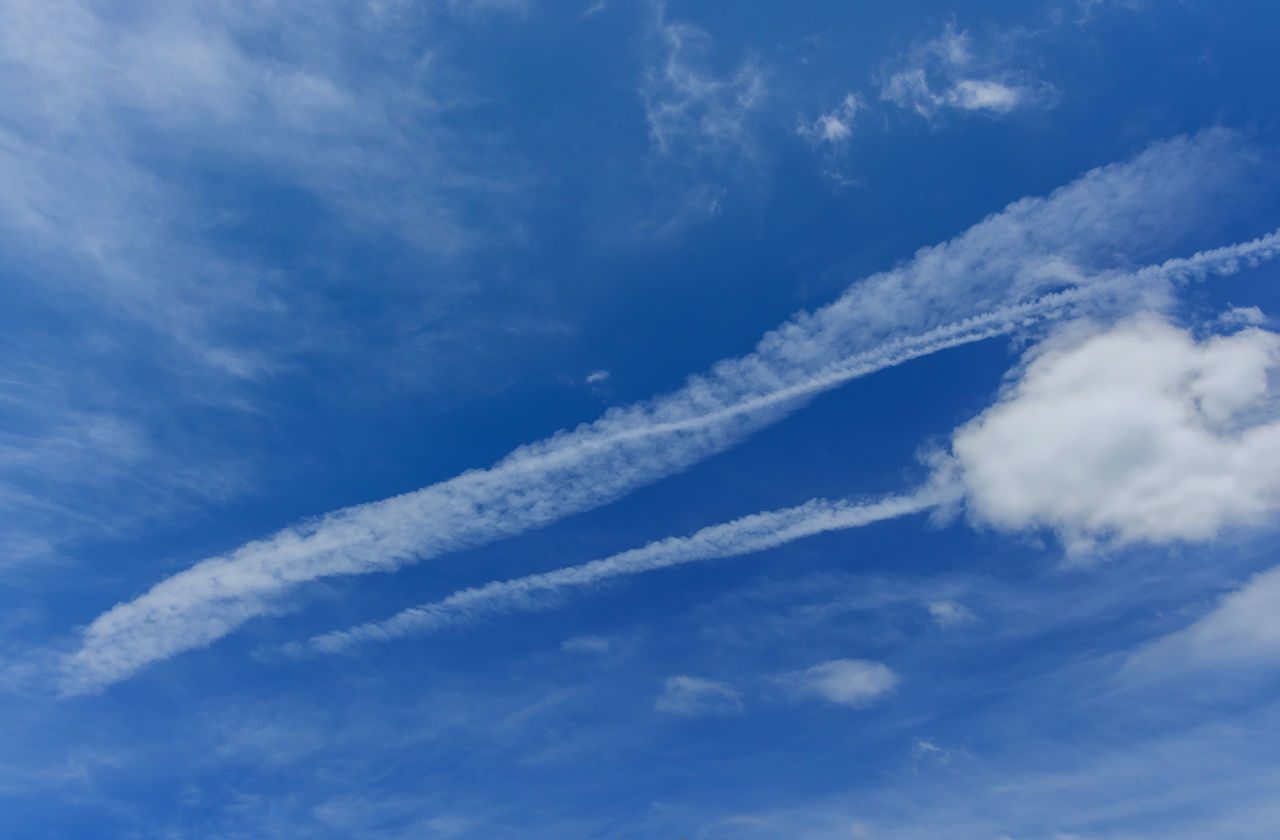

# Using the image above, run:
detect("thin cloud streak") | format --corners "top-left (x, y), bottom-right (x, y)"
top-left (309, 229), bottom-right (1280, 654)
top-left (306, 489), bottom-right (948, 653)
top-left (60, 275), bottom-right (1158, 694)
top-left (59, 133), bottom-right (1278, 694)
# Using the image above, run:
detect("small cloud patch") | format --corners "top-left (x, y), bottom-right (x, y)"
top-left (561, 635), bottom-right (612, 654)
top-left (655, 675), bottom-right (743, 716)
top-left (927, 600), bottom-right (974, 627)
top-left (779, 659), bottom-right (898, 708)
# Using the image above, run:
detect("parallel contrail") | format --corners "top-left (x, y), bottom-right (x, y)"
top-left (59, 132), bottom-right (1278, 694)
top-left (306, 487), bottom-right (954, 653)
top-left (304, 227), bottom-right (1280, 655)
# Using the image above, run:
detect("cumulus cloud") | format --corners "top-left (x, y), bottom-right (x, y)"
top-left (59, 133), bottom-right (1278, 694)
top-left (950, 316), bottom-right (1280, 553)
top-left (1217, 306), bottom-right (1266, 328)
top-left (655, 676), bottom-right (742, 715)
top-left (780, 659), bottom-right (898, 708)
top-left (879, 22), bottom-right (1055, 121)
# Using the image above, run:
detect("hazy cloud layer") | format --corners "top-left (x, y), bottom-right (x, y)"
top-left (1126, 563), bottom-right (1280, 675)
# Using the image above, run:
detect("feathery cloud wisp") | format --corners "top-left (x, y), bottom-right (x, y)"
top-left (305, 490), bottom-right (945, 653)
top-left (641, 10), bottom-right (765, 161)
top-left (0, 0), bottom-right (530, 564)
top-left (927, 600), bottom-right (975, 627)
top-left (655, 676), bottom-right (743, 716)
top-left (1124, 564), bottom-right (1280, 676)
top-left (59, 132), bottom-right (1274, 694)
top-left (797, 94), bottom-right (862, 149)
top-left (879, 22), bottom-right (1055, 121)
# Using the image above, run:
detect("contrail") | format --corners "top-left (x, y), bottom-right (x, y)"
top-left (59, 133), bottom-right (1277, 694)
top-left (305, 227), bottom-right (1280, 656)
top-left (306, 487), bottom-right (954, 654)
top-left (61, 286), bottom-right (1097, 694)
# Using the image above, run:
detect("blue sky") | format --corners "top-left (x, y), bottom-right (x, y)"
top-left (3, 0), bottom-right (1280, 837)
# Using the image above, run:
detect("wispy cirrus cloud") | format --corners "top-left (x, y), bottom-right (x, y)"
top-left (633, 6), bottom-right (768, 233)
top-left (561, 635), bottom-right (614, 654)
top-left (56, 132), bottom-right (1277, 694)
top-left (640, 8), bottom-right (766, 162)
top-left (796, 92), bottom-right (864, 184)
top-left (655, 675), bottom-right (743, 716)
top-left (927, 600), bottom-right (975, 628)
top-left (683, 700), bottom-right (1280, 840)
top-left (879, 22), bottom-right (1057, 122)
top-left (1070, 0), bottom-right (1147, 26)
top-left (0, 0), bottom-right (506, 324)
top-left (1124, 563), bottom-right (1280, 677)
top-left (0, 0), bottom-right (534, 566)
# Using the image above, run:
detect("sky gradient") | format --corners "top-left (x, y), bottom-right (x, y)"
top-left (2, 1), bottom-right (1280, 838)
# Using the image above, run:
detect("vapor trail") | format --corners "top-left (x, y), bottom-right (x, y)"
top-left (307, 487), bottom-right (953, 653)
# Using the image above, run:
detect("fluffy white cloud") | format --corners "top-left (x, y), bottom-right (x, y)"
top-left (950, 315), bottom-right (1280, 552)
top-left (780, 659), bottom-right (898, 708)
top-left (655, 676), bottom-right (743, 716)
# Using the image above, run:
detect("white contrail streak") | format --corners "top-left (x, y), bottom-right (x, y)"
top-left (59, 132), bottom-right (1277, 694)
top-left (305, 228), bottom-right (1280, 656)
top-left (307, 487), bottom-right (953, 653)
